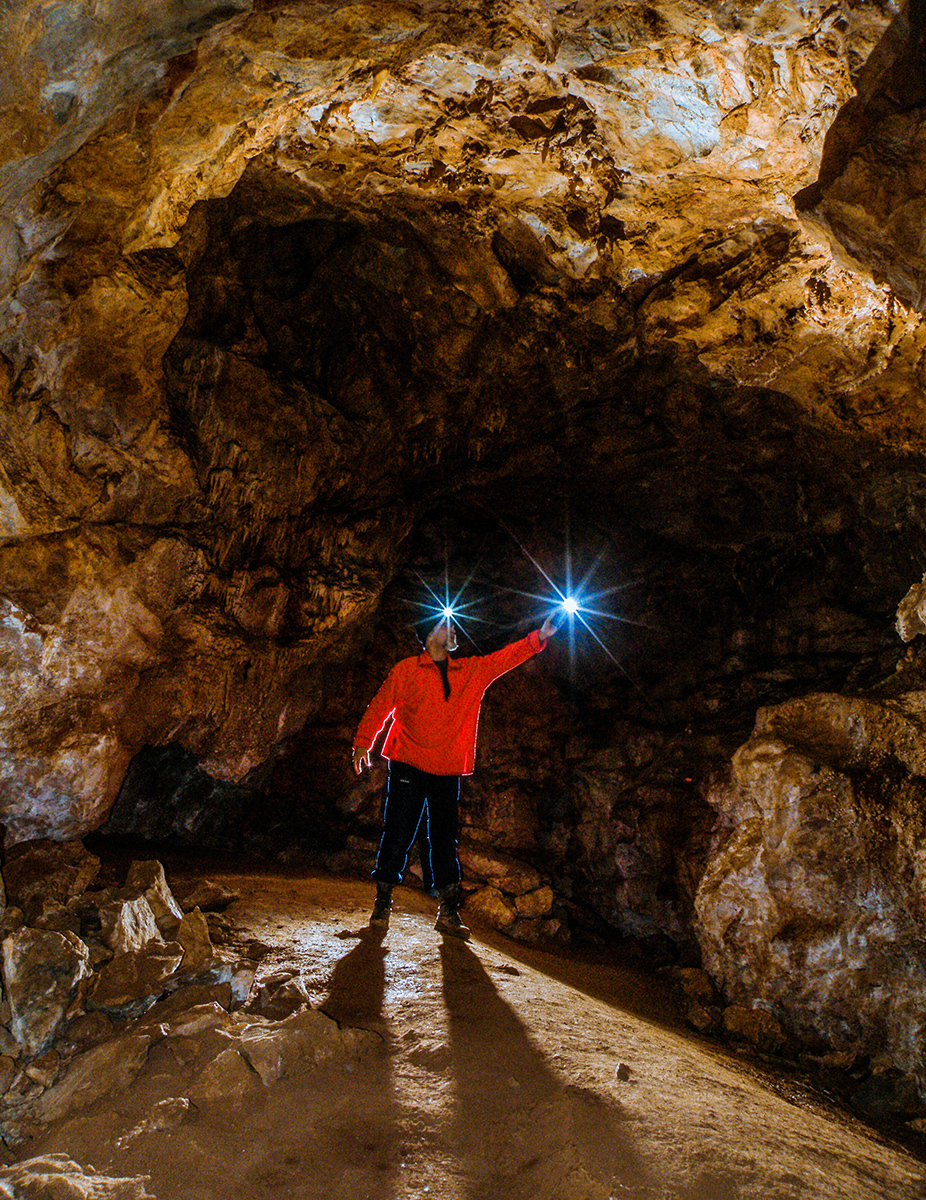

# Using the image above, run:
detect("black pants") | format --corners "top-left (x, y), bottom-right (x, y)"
top-left (373, 761), bottom-right (461, 890)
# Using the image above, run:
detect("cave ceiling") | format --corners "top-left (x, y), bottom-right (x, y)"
top-left (0, 0), bottom-right (924, 851)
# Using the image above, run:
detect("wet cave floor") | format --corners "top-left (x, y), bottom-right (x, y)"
top-left (16, 855), bottom-right (926, 1200)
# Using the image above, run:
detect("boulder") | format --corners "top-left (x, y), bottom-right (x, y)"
top-left (32, 1035), bottom-right (153, 1124)
top-left (2, 928), bottom-right (92, 1055)
top-left (695, 688), bottom-right (926, 1095)
top-left (467, 886), bottom-right (517, 932)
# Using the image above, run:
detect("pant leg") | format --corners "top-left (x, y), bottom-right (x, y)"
top-left (424, 773), bottom-right (462, 890)
top-left (373, 762), bottom-right (427, 885)
top-left (414, 809), bottom-right (434, 891)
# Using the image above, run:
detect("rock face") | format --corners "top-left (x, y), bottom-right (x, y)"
top-left (797, 2), bottom-right (926, 311)
top-left (695, 653), bottom-right (926, 1103)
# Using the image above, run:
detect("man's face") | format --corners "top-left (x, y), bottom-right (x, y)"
top-left (425, 618), bottom-right (458, 656)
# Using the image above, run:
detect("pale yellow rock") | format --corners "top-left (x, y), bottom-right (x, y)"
top-left (468, 885), bottom-right (518, 931)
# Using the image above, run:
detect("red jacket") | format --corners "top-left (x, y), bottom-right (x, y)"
top-left (353, 630), bottom-right (546, 776)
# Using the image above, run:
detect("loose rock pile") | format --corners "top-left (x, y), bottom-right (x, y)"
top-left (458, 845), bottom-right (565, 945)
top-left (0, 838), bottom-right (377, 1166)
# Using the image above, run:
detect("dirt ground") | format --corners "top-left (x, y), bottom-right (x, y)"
top-left (16, 871), bottom-right (926, 1200)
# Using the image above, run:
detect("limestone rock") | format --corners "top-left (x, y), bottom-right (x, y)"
top-left (188, 1046), bottom-right (259, 1104)
top-left (686, 1004), bottom-right (723, 1036)
top-left (124, 861), bottom-right (184, 932)
top-left (2, 840), bottom-right (100, 921)
top-left (176, 907), bottom-right (214, 972)
top-left (676, 968), bottom-right (717, 1007)
top-left (2, 928), bottom-right (92, 1056)
top-left (515, 886), bottom-right (554, 919)
top-left (63, 1011), bottom-right (115, 1050)
top-left (797, 8), bottom-right (926, 312)
top-left (896, 575), bottom-right (926, 643)
top-left (172, 879), bottom-right (240, 912)
top-left (468, 886), bottom-right (517, 933)
top-left (695, 684), bottom-right (926, 1097)
top-left (0, 1156), bottom-right (154, 1200)
top-left (723, 1006), bottom-right (786, 1056)
top-left (252, 975), bottom-right (312, 1020)
top-left (32, 1035), bottom-right (153, 1124)
top-left (87, 942), bottom-right (184, 1016)
top-left (99, 895), bottom-right (162, 955)
top-left (458, 846), bottom-right (542, 894)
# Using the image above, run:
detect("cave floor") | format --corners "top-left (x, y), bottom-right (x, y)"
top-left (18, 870), bottom-right (926, 1200)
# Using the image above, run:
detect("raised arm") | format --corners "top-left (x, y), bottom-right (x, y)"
top-left (475, 621), bottom-right (557, 687)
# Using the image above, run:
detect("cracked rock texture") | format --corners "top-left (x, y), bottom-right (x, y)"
top-left (3, 0), bottom-right (926, 1105)
top-left (695, 652), bottom-right (926, 1105)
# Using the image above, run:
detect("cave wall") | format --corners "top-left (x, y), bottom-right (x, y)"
top-left (1, 0), bottom-right (926, 998)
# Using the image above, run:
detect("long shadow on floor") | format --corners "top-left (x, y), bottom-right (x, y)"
top-left (310, 926), bottom-right (399, 1200)
top-left (440, 938), bottom-right (655, 1200)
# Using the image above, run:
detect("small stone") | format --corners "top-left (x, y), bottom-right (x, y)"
top-left (616, 1062), bottom-right (632, 1081)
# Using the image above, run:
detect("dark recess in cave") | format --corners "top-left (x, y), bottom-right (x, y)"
top-left (104, 176), bottom-right (926, 952)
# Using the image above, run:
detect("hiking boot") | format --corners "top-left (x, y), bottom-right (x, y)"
top-left (435, 883), bottom-right (470, 941)
top-left (370, 882), bottom-right (393, 927)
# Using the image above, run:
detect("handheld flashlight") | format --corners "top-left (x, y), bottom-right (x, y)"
top-left (561, 597), bottom-right (579, 615)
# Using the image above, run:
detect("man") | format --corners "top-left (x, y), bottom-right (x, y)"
top-left (353, 614), bottom-right (557, 938)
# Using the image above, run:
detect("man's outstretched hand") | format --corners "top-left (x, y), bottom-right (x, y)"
top-left (353, 747), bottom-right (371, 774)
top-left (539, 617), bottom-right (559, 640)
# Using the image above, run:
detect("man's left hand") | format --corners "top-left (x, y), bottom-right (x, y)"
top-left (539, 617), bottom-right (558, 640)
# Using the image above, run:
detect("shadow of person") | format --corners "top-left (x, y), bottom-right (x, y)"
top-left (440, 939), bottom-right (653, 1200)
top-left (300, 925), bottom-right (398, 1199)
top-left (322, 924), bottom-right (390, 1033)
